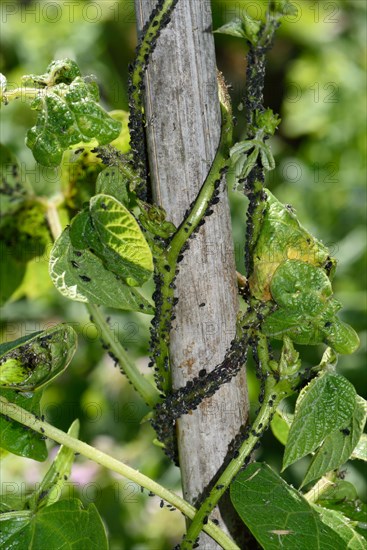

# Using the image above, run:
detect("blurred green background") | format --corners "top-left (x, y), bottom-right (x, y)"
top-left (0, 1), bottom-right (366, 548)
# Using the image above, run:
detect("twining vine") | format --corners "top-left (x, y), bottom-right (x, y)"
top-left (0, 1), bottom-right (364, 549)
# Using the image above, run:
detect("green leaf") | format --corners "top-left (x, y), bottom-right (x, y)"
top-left (322, 318), bottom-right (360, 355)
top-left (351, 433), bottom-right (367, 461)
top-left (255, 108), bottom-right (281, 136)
top-left (1, 199), bottom-right (50, 262)
top-left (316, 481), bottom-right (367, 540)
top-left (0, 499), bottom-right (108, 550)
top-left (214, 18), bottom-right (248, 39)
top-left (0, 389), bottom-right (47, 461)
top-left (271, 408), bottom-right (293, 445)
top-left (89, 194), bottom-right (153, 286)
top-left (28, 420), bottom-right (80, 510)
top-left (271, 1), bottom-right (299, 18)
top-left (230, 140), bottom-right (254, 163)
top-left (250, 189), bottom-right (334, 301)
top-left (0, 325), bottom-right (77, 391)
top-left (260, 142), bottom-right (275, 171)
top-left (24, 59), bottom-right (121, 166)
top-left (70, 207), bottom-right (151, 287)
top-left (262, 260), bottom-right (360, 353)
top-left (314, 505), bottom-right (366, 549)
top-left (22, 59), bottom-right (81, 87)
top-left (214, 15), bottom-right (262, 44)
top-left (302, 396), bottom-right (367, 486)
top-left (49, 227), bottom-right (154, 313)
top-left (96, 166), bottom-right (130, 207)
top-left (283, 372), bottom-right (356, 470)
top-left (319, 480), bottom-right (359, 501)
top-left (230, 462), bottom-right (346, 549)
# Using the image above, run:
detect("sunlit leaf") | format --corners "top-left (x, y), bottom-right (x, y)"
top-left (49, 227), bottom-right (153, 313)
top-left (302, 396), bottom-right (367, 486)
top-left (283, 372), bottom-right (356, 469)
top-left (108, 109), bottom-right (131, 153)
top-left (24, 59), bottom-right (121, 166)
top-left (89, 194), bottom-right (153, 286)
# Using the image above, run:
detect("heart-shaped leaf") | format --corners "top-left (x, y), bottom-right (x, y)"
top-left (89, 194), bottom-right (153, 286)
top-left (301, 395), bottom-right (367, 486)
top-left (283, 372), bottom-right (356, 469)
top-left (0, 499), bottom-right (108, 549)
top-left (49, 227), bottom-right (153, 313)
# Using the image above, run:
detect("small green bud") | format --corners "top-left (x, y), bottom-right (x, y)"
top-left (279, 336), bottom-right (301, 378)
top-left (255, 109), bottom-right (281, 136)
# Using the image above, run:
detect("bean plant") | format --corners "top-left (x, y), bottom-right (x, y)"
top-left (0, 1), bottom-right (366, 549)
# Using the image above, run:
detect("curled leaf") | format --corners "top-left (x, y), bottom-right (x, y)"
top-left (250, 189), bottom-right (334, 301)
top-left (0, 325), bottom-right (77, 391)
top-left (24, 59), bottom-right (121, 166)
top-left (262, 260), bottom-right (360, 353)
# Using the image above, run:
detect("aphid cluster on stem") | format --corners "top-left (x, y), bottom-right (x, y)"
top-left (128, 0), bottom-right (179, 199)
top-left (151, 335), bottom-right (249, 463)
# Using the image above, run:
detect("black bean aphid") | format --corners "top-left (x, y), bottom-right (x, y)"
top-left (79, 275), bottom-right (91, 282)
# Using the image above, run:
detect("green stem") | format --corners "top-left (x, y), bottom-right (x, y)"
top-left (181, 375), bottom-right (282, 549)
top-left (304, 473), bottom-right (337, 503)
top-left (88, 303), bottom-right (159, 407)
top-left (45, 199), bottom-right (63, 241)
top-left (182, 331), bottom-right (300, 548)
top-left (0, 396), bottom-right (240, 550)
top-left (154, 91), bottom-right (233, 393)
top-left (45, 201), bottom-right (160, 408)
